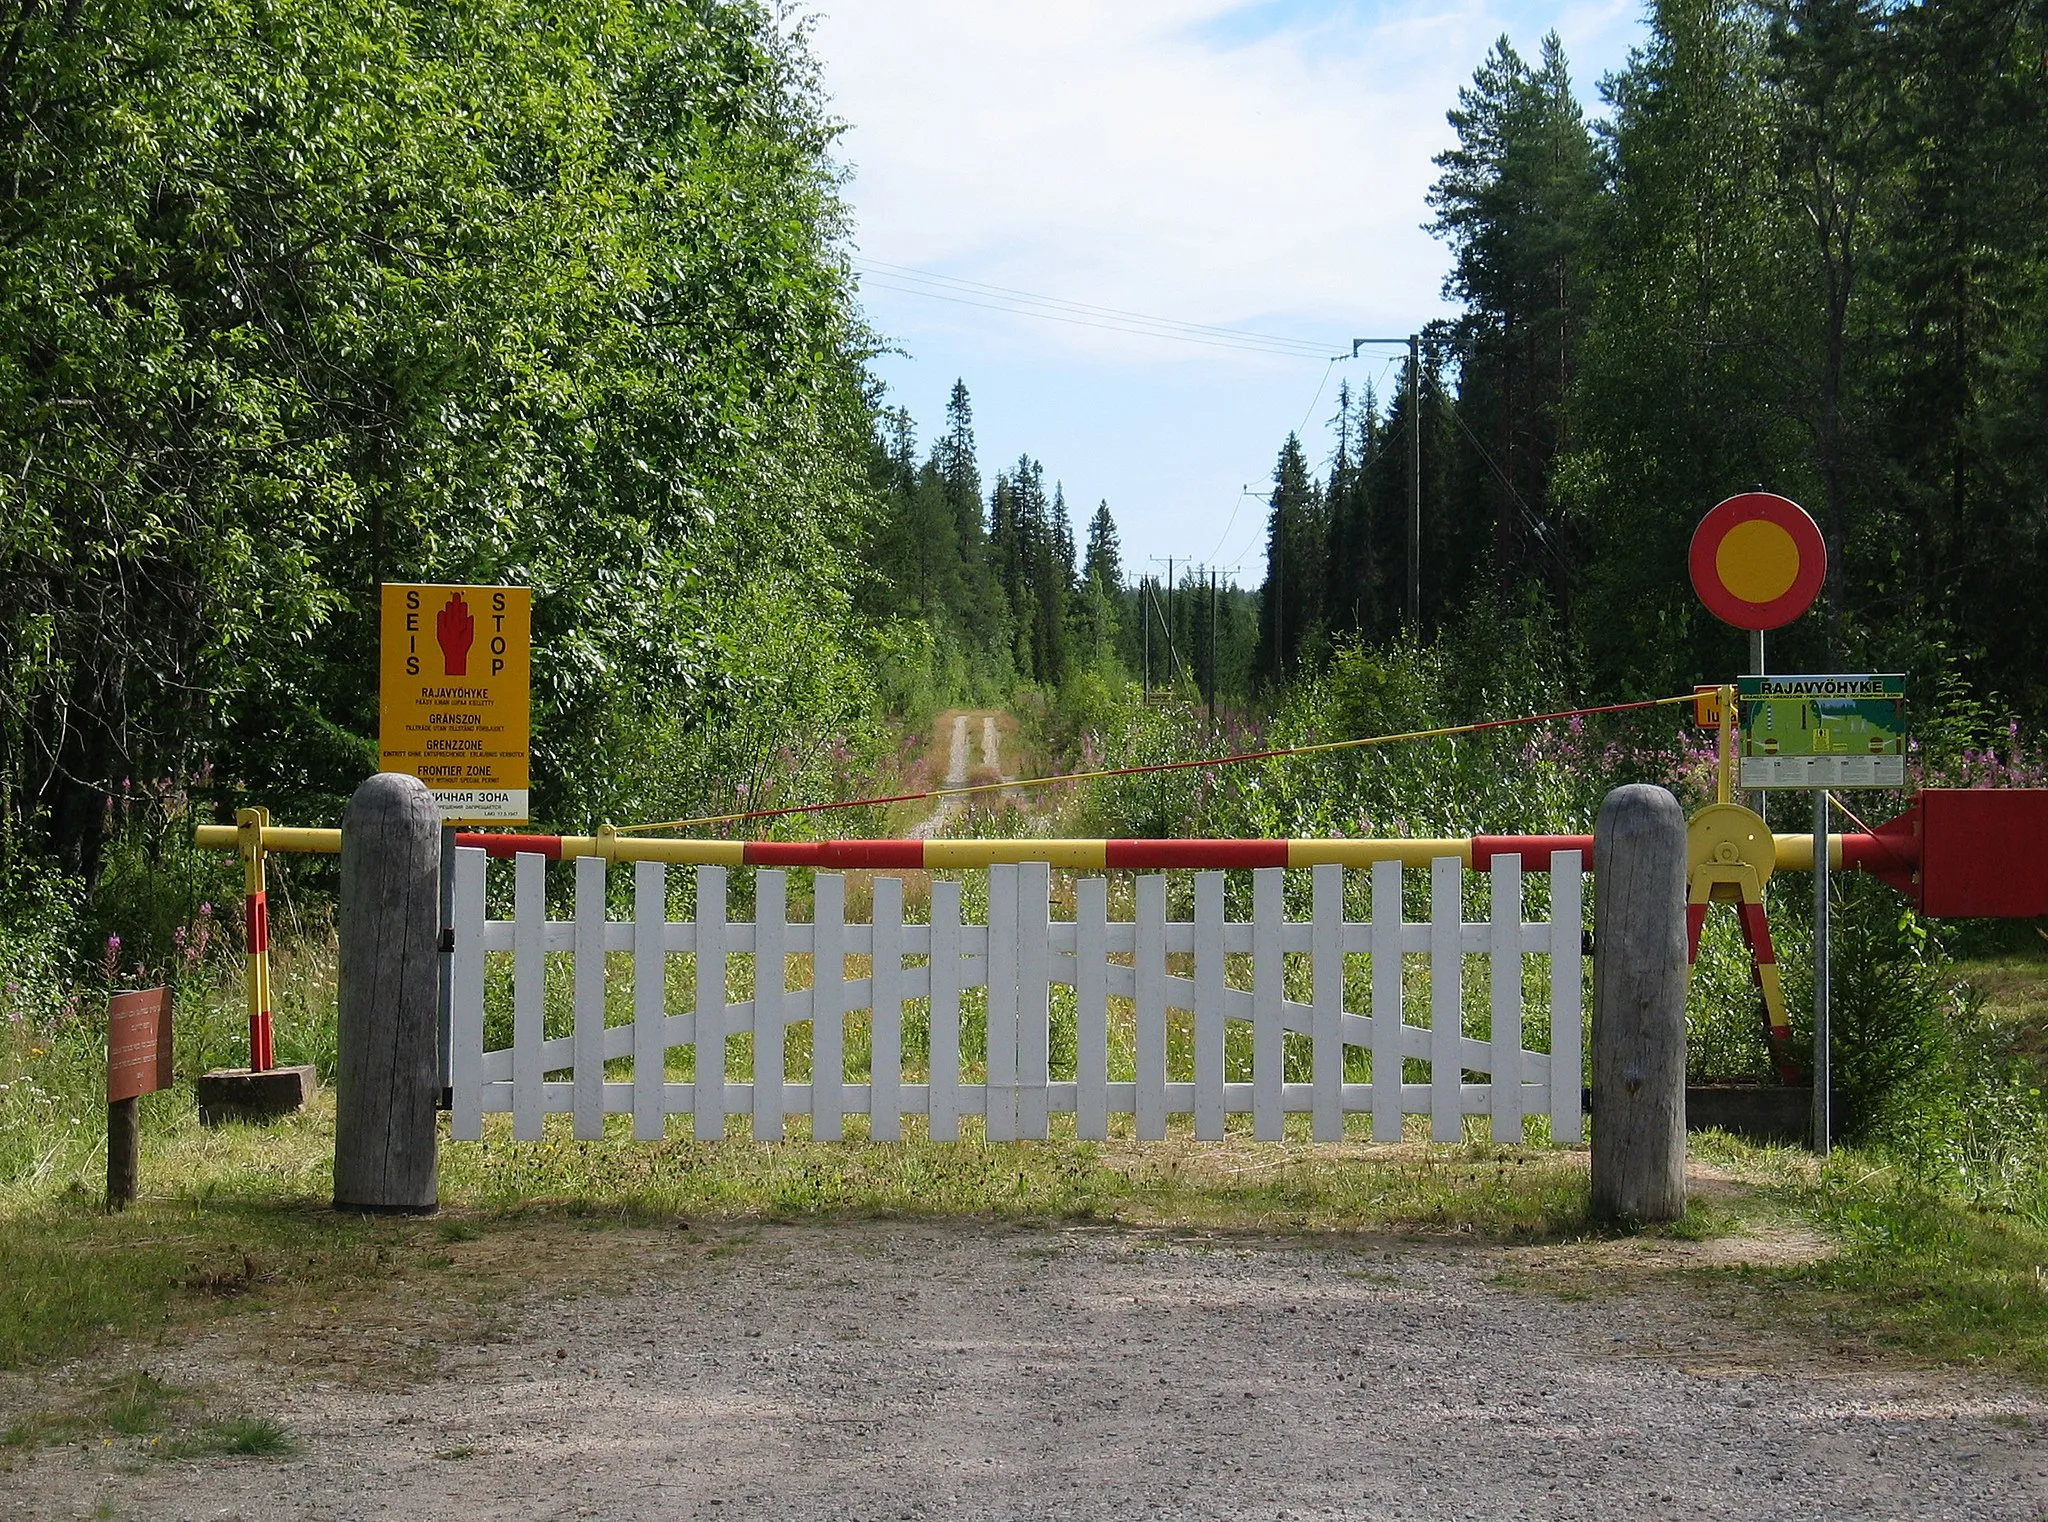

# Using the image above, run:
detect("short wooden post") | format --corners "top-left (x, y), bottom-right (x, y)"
top-left (1590, 783), bottom-right (1688, 1223)
top-left (106, 986), bottom-right (172, 1210)
top-left (334, 773), bottom-right (441, 1213)
top-left (106, 1097), bottom-right (139, 1210)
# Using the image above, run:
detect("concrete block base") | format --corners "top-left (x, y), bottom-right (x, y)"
top-left (1686, 1084), bottom-right (1812, 1145)
top-left (197, 1065), bottom-right (316, 1126)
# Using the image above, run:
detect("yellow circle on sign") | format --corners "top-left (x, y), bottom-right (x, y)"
top-left (1716, 518), bottom-right (1800, 604)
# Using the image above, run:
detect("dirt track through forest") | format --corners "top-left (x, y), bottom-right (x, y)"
top-left (912, 711), bottom-right (1008, 838)
top-left (8, 1219), bottom-right (2045, 1521)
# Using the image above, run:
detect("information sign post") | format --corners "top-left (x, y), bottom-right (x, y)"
top-left (379, 583), bottom-right (532, 1090)
top-left (107, 987), bottom-right (172, 1210)
top-left (378, 584), bottom-right (532, 823)
top-left (1737, 673), bottom-right (1906, 1153)
top-left (1814, 790), bottom-right (1831, 1154)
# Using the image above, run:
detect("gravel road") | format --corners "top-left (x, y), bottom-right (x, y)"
top-left (8, 1219), bottom-right (2044, 1520)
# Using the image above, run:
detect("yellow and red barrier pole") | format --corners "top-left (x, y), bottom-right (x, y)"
top-left (196, 821), bottom-right (1919, 875)
top-left (235, 807), bottom-right (275, 1072)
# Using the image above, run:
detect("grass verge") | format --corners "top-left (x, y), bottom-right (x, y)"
top-left (2, 1092), bottom-right (1595, 1376)
top-left (1688, 1132), bottom-right (2048, 1376)
top-left (7, 1096), bottom-right (2048, 1455)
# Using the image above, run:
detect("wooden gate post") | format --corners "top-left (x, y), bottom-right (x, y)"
top-left (1590, 783), bottom-right (1688, 1223)
top-left (335, 773), bottom-right (441, 1213)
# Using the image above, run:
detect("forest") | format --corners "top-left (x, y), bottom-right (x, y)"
top-left (1252, 0), bottom-right (2048, 718)
top-left (4, 0), bottom-right (2048, 1212)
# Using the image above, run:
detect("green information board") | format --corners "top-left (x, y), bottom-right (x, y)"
top-left (1738, 674), bottom-right (1906, 789)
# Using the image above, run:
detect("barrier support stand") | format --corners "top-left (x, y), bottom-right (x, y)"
top-left (196, 807), bottom-right (315, 1125)
top-left (239, 806), bottom-right (274, 1071)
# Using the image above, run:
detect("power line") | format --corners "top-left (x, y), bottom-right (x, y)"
top-left (1292, 357), bottom-right (1340, 440)
top-left (858, 259), bottom-right (1340, 353)
top-left (853, 260), bottom-right (1340, 359)
top-left (1207, 486), bottom-right (1265, 563)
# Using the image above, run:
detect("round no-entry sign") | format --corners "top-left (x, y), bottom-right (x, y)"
top-left (1689, 492), bottom-right (1825, 630)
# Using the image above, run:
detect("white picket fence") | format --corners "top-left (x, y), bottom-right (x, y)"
top-left (447, 850), bottom-right (1583, 1146)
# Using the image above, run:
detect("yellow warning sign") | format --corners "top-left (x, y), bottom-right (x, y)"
top-left (378, 584), bottom-right (531, 823)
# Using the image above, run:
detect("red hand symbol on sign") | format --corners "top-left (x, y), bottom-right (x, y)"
top-left (436, 592), bottom-right (474, 676)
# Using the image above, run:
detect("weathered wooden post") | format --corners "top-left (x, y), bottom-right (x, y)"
top-left (1591, 783), bottom-right (1688, 1222)
top-left (335, 773), bottom-right (441, 1213)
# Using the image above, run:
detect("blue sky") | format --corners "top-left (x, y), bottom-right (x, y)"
top-left (809, 1), bottom-right (1649, 581)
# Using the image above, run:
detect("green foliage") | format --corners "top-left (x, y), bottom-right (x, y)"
top-left (1556, 0), bottom-right (2048, 701)
top-left (0, 0), bottom-right (878, 866)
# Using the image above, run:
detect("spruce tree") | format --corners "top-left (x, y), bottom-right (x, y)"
top-left (1084, 500), bottom-right (1123, 591)
top-left (936, 380), bottom-right (1005, 662)
top-left (1428, 32), bottom-right (1597, 598)
top-left (1253, 434), bottom-right (1324, 683)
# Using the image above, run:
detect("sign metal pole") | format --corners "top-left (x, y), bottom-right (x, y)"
top-left (1749, 629), bottom-right (1766, 825)
top-left (438, 820), bottom-right (456, 1102)
top-left (1813, 788), bottom-right (1831, 1155)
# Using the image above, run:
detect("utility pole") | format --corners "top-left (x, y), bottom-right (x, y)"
top-left (1349, 334), bottom-right (1424, 632)
top-left (1142, 575), bottom-right (1150, 698)
top-left (1275, 496), bottom-right (1284, 681)
top-left (1147, 559), bottom-right (1188, 690)
top-left (1408, 332), bottom-right (1422, 630)
top-left (1196, 569), bottom-right (1212, 729)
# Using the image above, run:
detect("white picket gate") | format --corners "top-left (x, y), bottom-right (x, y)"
top-left (447, 850), bottom-right (1583, 1146)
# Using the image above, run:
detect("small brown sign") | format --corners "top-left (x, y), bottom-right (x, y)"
top-left (108, 987), bottom-right (173, 1102)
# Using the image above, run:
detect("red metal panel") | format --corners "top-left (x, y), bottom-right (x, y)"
top-left (1838, 802), bottom-right (1920, 900)
top-left (1918, 789), bottom-right (2048, 918)
top-left (108, 987), bottom-right (173, 1102)
top-left (1104, 840), bottom-right (1289, 869)
top-left (1470, 835), bottom-right (1595, 871)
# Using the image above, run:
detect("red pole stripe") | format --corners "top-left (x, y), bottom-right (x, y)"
top-left (1105, 840), bottom-right (1289, 869)
top-left (1471, 835), bottom-right (1595, 871)
top-left (1738, 901), bottom-right (1775, 963)
top-left (1687, 903), bottom-right (1708, 963)
top-left (244, 891), bottom-right (269, 954)
top-left (457, 832), bottom-right (564, 860)
top-left (744, 840), bottom-right (928, 868)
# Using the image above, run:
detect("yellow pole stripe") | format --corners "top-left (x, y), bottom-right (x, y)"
top-left (1770, 834), bottom-right (1845, 870)
top-left (196, 825), bottom-right (341, 854)
top-left (924, 840), bottom-right (1110, 869)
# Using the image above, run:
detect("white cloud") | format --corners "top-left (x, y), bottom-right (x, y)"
top-left (807, 1), bottom-right (1645, 564)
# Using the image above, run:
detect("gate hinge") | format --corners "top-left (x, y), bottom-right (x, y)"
top-left (438, 927), bottom-right (456, 954)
